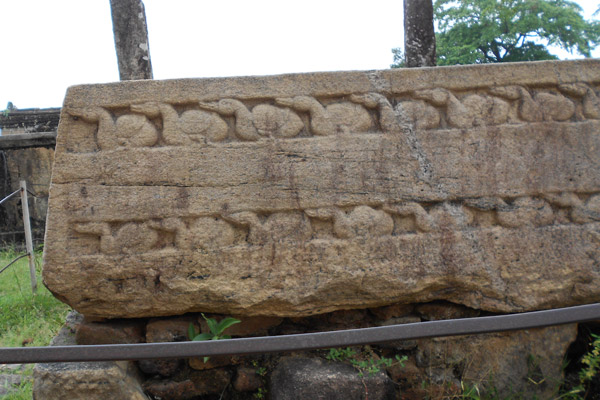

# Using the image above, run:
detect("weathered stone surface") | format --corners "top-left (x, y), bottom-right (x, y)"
top-left (43, 60), bottom-right (600, 318)
top-left (415, 324), bottom-right (577, 398)
top-left (145, 316), bottom-right (194, 343)
top-left (76, 318), bottom-right (144, 345)
top-left (415, 301), bottom-right (480, 321)
top-left (370, 303), bottom-right (414, 320)
top-left (138, 358), bottom-right (182, 378)
top-left (233, 367), bottom-right (263, 392)
top-left (138, 316), bottom-right (193, 377)
top-left (188, 354), bottom-right (236, 371)
top-left (142, 368), bottom-right (231, 400)
top-left (270, 357), bottom-right (395, 400)
top-left (33, 323), bottom-right (148, 399)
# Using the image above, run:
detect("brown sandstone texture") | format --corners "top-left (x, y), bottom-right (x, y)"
top-left (43, 59), bottom-right (600, 318)
top-left (33, 314), bottom-right (148, 400)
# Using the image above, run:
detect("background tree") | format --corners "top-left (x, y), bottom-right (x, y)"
top-left (434, 0), bottom-right (600, 65)
top-left (391, 48), bottom-right (406, 68)
top-left (404, 0), bottom-right (436, 67)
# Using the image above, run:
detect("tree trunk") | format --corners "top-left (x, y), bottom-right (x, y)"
top-left (404, 0), bottom-right (436, 67)
top-left (110, 0), bottom-right (153, 80)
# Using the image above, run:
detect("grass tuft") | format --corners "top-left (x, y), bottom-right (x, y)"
top-left (0, 248), bottom-right (70, 398)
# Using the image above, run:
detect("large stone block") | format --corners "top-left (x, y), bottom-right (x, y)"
top-left (415, 324), bottom-right (577, 398)
top-left (33, 321), bottom-right (148, 400)
top-left (270, 357), bottom-right (395, 400)
top-left (43, 60), bottom-right (600, 318)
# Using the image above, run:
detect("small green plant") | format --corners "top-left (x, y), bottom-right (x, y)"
top-left (325, 346), bottom-right (407, 377)
top-left (579, 334), bottom-right (600, 384)
top-left (326, 347), bottom-right (358, 362)
top-left (188, 313), bottom-right (241, 362)
top-left (253, 387), bottom-right (267, 399)
top-left (559, 333), bottom-right (600, 399)
top-left (460, 381), bottom-right (483, 400)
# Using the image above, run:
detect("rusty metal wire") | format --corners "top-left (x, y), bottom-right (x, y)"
top-left (1, 303), bottom-right (599, 365)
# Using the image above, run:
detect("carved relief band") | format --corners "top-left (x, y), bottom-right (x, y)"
top-left (44, 60), bottom-right (600, 318)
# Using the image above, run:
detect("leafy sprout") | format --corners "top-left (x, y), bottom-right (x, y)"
top-left (189, 313), bottom-right (241, 362)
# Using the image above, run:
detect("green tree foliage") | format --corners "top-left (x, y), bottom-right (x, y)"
top-left (391, 48), bottom-right (406, 68)
top-left (434, 0), bottom-right (600, 65)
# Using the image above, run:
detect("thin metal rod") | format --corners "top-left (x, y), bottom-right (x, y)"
top-left (0, 189), bottom-right (20, 206)
top-left (19, 181), bottom-right (37, 293)
top-left (1, 303), bottom-right (599, 365)
top-left (0, 254), bottom-right (28, 275)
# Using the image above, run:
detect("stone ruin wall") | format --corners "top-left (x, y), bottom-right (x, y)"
top-left (0, 108), bottom-right (59, 248)
top-left (35, 59), bottom-right (600, 399)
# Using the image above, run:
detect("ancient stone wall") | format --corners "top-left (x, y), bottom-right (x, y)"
top-left (0, 109), bottom-right (59, 248)
top-left (37, 59), bottom-right (600, 399)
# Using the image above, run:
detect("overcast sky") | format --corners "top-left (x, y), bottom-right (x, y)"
top-left (1, 0), bottom-right (598, 110)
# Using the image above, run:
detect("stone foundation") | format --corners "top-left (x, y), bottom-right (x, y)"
top-left (34, 302), bottom-right (577, 399)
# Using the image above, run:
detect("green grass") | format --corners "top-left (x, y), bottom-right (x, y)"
top-left (0, 248), bottom-right (70, 399)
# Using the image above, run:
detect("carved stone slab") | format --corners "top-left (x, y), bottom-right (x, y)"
top-left (43, 60), bottom-right (600, 318)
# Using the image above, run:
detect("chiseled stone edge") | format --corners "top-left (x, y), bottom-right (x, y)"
top-left (60, 59), bottom-right (600, 108)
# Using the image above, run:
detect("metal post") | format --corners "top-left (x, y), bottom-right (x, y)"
top-left (19, 180), bottom-right (37, 293)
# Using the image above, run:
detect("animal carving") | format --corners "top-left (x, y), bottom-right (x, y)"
top-left (558, 83), bottom-right (600, 119)
top-left (574, 194), bottom-right (600, 223)
top-left (349, 93), bottom-right (402, 133)
top-left (495, 197), bottom-right (554, 228)
top-left (67, 107), bottom-right (158, 150)
top-left (466, 196), bottom-right (554, 228)
top-left (224, 212), bottom-right (312, 245)
top-left (306, 206), bottom-right (393, 239)
top-left (73, 222), bottom-right (158, 254)
top-left (544, 192), bottom-right (600, 224)
top-left (394, 100), bottom-right (441, 130)
top-left (130, 102), bottom-right (228, 144)
top-left (490, 86), bottom-right (575, 122)
top-left (152, 217), bottom-right (236, 250)
top-left (383, 202), bottom-right (435, 232)
top-left (275, 96), bottom-right (372, 135)
top-left (427, 203), bottom-right (474, 229)
top-left (198, 99), bottom-right (303, 140)
top-left (462, 94), bottom-right (510, 126)
top-left (414, 89), bottom-right (510, 128)
top-left (413, 88), bottom-right (474, 128)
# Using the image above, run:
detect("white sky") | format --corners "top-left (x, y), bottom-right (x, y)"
top-left (0, 0), bottom-right (598, 109)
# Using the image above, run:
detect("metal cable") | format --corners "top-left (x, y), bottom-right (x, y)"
top-left (0, 253), bottom-right (28, 275)
top-left (0, 189), bottom-right (20, 206)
